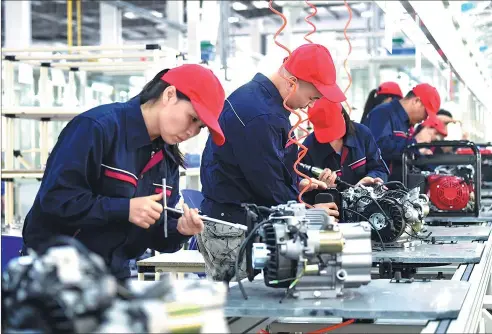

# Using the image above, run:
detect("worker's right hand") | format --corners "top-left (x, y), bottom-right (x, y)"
top-left (129, 192), bottom-right (164, 229)
top-left (414, 127), bottom-right (435, 143)
top-left (314, 202), bottom-right (339, 219)
top-left (318, 168), bottom-right (337, 187)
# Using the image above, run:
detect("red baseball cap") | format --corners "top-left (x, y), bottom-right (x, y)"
top-left (161, 64), bottom-right (226, 146)
top-left (422, 115), bottom-right (447, 136)
top-left (308, 98), bottom-right (346, 143)
top-left (283, 44), bottom-right (346, 103)
top-left (412, 83), bottom-right (441, 115)
top-left (378, 81), bottom-right (403, 98)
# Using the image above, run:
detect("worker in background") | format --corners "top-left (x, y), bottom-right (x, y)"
top-left (301, 98), bottom-right (389, 205)
top-left (362, 83), bottom-right (441, 182)
top-left (198, 44), bottom-right (345, 283)
top-left (22, 64), bottom-right (226, 279)
top-left (360, 81), bottom-right (403, 123)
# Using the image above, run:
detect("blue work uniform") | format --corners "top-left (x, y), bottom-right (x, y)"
top-left (362, 100), bottom-right (417, 182)
top-left (301, 122), bottom-right (389, 204)
top-left (200, 73), bottom-right (299, 224)
top-left (22, 97), bottom-right (189, 279)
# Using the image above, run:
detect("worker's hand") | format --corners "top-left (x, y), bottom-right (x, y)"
top-left (357, 176), bottom-right (384, 186)
top-left (414, 127), bottom-right (434, 143)
top-left (419, 148), bottom-right (433, 155)
top-left (314, 202), bottom-right (339, 219)
top-left (299, 178), bottom-right (328, 192)
top-left (318, 168), bottom-right (337, 187)
top-left (177, 203), bottom-right (204, 235)
top-left (129, 193), bottom-right (164, 229)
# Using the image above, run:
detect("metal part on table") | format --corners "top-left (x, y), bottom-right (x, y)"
top-left (420, 225), bottom-right (492, 242)
top-left (250, 202), bottom-right (372, 299)
top-left (224, 278), bottom-right (470, 320)
top-left (164, 207), bottom-right (248, 231)
top-left (426, 216), bottom-right (492, 224)
top-left (373, 243), bottom-right (485, 264)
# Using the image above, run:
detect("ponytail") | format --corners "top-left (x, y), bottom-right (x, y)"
top-left (361, 89), bottom-right (401, 123)
top-left (341, 106), bottom-right (356, 139)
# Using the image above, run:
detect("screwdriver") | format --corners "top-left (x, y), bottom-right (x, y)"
top-left (299, 163), bottom-right (354, 188)
top-left (164, 206), bottom-right (248, 231)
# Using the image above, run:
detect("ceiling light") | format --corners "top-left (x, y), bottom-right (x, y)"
top-left (330, 5), bottom-right (347, 12)
top-left (228, 17), bottom-right (240, 23)
top-left (151, 10), bottom-right (163, 18)
top-left (252, 1), bottom-right (269, 9)
top-left (352, 2), bottom-right (367, 11)
top-left (124, 12), bottom-right (136, 19)
top-left (232, 2), bottom-right (248, 11)
top-left (361, 11), bottom-right (373, 18)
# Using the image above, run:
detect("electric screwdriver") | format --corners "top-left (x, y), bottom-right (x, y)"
top-left (299, 163), bottom-right (353, 189)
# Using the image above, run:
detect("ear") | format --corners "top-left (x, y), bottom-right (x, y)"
top-left (161, 86), bottom-right (178, 105)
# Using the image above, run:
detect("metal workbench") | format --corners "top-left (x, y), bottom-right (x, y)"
top-left (225, 233), bottom-right (492, 333)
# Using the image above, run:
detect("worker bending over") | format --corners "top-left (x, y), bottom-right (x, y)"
top-left (362, 83), bottom-right (441, 182)
top-left (198, 44), bottom-right (345, 283)
top-left (360, 81), bottom-right (403, 123)
top-left (22, 65), bottom-right (226, 279)
top-left (301, 98), bottom-right (389, 204)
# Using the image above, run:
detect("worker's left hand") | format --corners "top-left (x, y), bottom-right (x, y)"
top-left (357, 176), bottom-right (384, 186)
top-left (299, 178), bottom-right (328, 192)
top-left (177, 204), bottom-right (204, 235)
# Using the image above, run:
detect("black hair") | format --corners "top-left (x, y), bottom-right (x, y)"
top-left (341, 106), bottom-right (356, 139)
top-left (361, 89), bottom-right (401, 123)
top-left (404, 90), bottom-right (416, 99)
top-left (437, 109), bottom-right (453, 118)
top-left (137, 69), bottom-right (189, 168)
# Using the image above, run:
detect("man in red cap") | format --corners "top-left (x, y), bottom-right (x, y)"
top-left (198, 43), bottom-right (345, 283)
top-left (363, 83), bottom-right (441, 182)
top-left (22, 64), bottom-right (226, 279)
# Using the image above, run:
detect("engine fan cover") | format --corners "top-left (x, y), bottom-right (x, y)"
top-left (427, 175), bottom-right (470, 211)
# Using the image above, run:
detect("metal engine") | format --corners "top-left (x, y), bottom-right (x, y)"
top-left (426, 165), bottom-right (475, 212)
top-left (1, 237), bottom-right (228, 333)
top-left (341, 183), bottom-right (430, 243)
top-left (248, 202), bottom-right (372, 299)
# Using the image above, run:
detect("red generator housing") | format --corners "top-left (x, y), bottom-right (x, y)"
top-left (427, 174), bottom-right (472, 211)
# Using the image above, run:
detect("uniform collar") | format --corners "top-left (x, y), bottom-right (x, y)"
top-left (252, 73), bottom-right (288, 116)
top-left (393, 99), bottom-right (411, 127)
top-left (125, 96), bottom-right (153, 150)
top-left (343, 129), bottom-right (358, 148)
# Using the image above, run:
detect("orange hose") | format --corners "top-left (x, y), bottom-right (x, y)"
top-left (268, 0), bottom-right (313, 207)
top-left (304, 0), bottom-right (318, 43)
top-left (342, 0), bottom-right (353, 115)
top-left (307, 319), bottom-right (355, 333)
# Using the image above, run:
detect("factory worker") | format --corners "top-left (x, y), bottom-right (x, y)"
top-left (360, 81), bottom-right (403, 123)
top-left (22, 64), bottom-right (226, 279)
top-left (413, 113), bottom-right (449, 156)
top-left (198, 43), bottom-right (346, 283)
top-left (363, 83), bottom-right (441, 182)
top-left (301, 99), bottom-right (389, 205)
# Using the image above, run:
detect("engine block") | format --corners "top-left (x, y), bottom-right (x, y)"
top-left (250, 202), bottom-right (372, 299)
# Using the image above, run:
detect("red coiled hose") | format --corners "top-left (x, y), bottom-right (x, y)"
top-left (268, 0), bottom-right (313, 206)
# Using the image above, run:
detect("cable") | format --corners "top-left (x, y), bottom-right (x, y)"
top-left (307, 319), bottom-right (355, 333)
top-left (303, 1), bottom-right (318, 43)
top-left (344, 208), bottom-right (385, 250)
top-left (342, 0), bottom-right (353, 116)
top-left (268, 0), bottom-right (313, 207)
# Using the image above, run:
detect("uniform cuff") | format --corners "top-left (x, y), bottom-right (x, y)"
top-left (107, 198), bottom-right (130, 222)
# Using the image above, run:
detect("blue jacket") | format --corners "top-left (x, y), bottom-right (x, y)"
top-left (362, 100), bottom-right (417, 181)
top-left (200, 73), bottom-right (299, 223)
top-left (22, 97), bottom-right (189, 278)
top-left (301, 122), bottom-right (389, 203)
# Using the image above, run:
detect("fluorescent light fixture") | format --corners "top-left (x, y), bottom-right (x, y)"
top-left (151, 10), bottom-right (163, 18)
top-left (124, 12), bottom-right (136, 19)
top-left (228, 16), bottom-right (240, 23)
top-left (330, 5), bottom-right (348, 12)
top-left (361, 10), bottom-right (373, 18)
top-left (352, 2), bottom-right (367, 11)
top-left (252, 1), bottom-right (269, 9)
top-left (232, 2), bottom-right (248, 11)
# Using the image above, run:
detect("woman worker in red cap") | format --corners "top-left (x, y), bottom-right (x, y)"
top-left (22, 64), bottom-right (226, 279)
top-left (360, 81), bottom-right (403, 123)
top-left (301, 98), bottom-right (389, 204)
